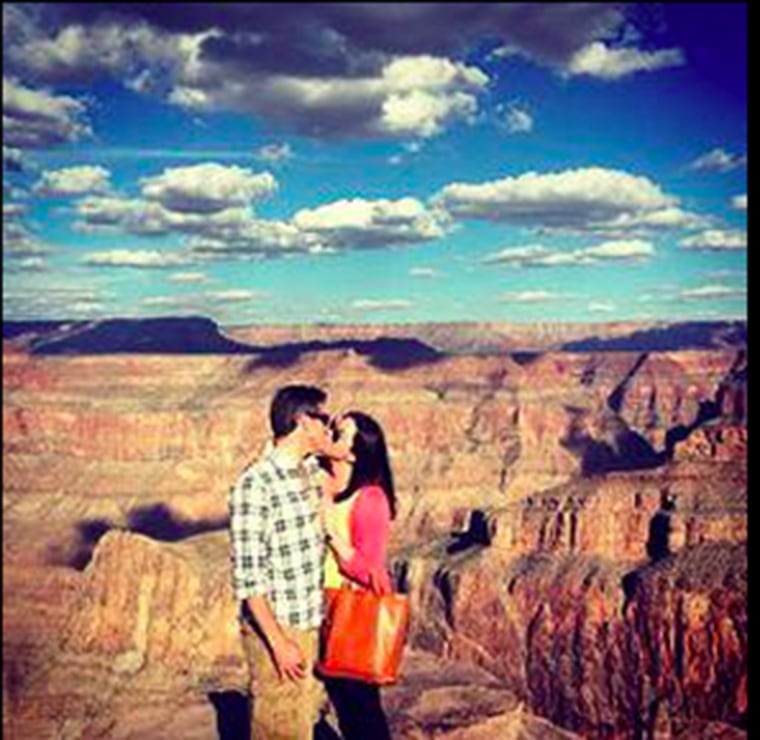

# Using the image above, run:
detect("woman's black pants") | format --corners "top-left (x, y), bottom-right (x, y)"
top-left (325, 677), bottom-right (391, 740)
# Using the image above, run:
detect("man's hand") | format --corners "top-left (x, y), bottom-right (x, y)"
top-left (271, 636), bottom-right (308, 682)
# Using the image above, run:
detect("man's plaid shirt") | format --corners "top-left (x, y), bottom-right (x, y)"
top-left (229, 446), bottom-right (325, 630)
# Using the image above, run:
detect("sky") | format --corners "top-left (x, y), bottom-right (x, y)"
top-left (3, 3), bottom-right (747, 326)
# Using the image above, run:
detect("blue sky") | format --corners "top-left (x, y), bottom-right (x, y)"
top-left (3, 3), bottom-right (747, 325)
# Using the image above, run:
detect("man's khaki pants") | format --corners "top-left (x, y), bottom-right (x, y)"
top-left (241, 618), bottom-right (327, 739)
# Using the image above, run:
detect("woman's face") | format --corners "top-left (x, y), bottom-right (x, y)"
top-left (332, 414), bottom-right (358, 456)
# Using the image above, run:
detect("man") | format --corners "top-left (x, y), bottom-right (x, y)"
top-left (229, 384), bottom-right (336, 739)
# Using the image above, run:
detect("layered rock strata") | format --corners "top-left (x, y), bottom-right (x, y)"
top-left (3, 336), bottom-right (746, 738)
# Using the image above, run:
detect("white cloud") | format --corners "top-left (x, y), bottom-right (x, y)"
top-left (5, 4), bottom-right (630, 89)
top-left (581, 239), bottom-right (655, 260)
top-left (4, 182), bottom-right (28, 200)
top-left (482, 238), bottom-right (654, 268)
top-left (588, 301), bottom-right (615, 313)
top-left (205, 289), bottom-right (265, 303)
top-left (351, 299), bottom-right (413, 311)
top-left (379, 56), bottom-right (487, 137)
top-left (169, 271), bottom-right (209, 284)
top-left (482, 245), bottom-right (551, 265)
top-left (380, 89), bottom-right (477, 138)
top-left (141, 296), bottom-right (187, 308)
top-left (4, 4), bottom-right (682, 146)
top-left (387, 140), bottom-right (425, 166)
top-left (3, 202), bottom-right (27, 219)
top-left (689, 148), bottom-right (747, 173)
top-left (140, 163), bottom-right (277, 213)
top-left (74, 196), bottom-right (171, 236)
top-left (2, 77), bottom-right (91, 149)
top-left (74, 193), bottom-right (280, 244)
top-left (186, 217), bottom-right (321, 258)
top-left (3, 145), bottom-right (26, 171)
top-left (293, 196), bottom-right (447, 248)
top-left (168, 86), bottom-right (210, 108)
top-left (3, 218), bottom-right (49, 255)
top-left (409, 267), bottom-right (441, 278)
top-left (500, 290), bottom-right (562, 303)
top-left (73, 189), bottom-right (447, 259)
top-left (732, 194), bottom-right (747, 211)
top-left (679, 284), bottom-right (747, 300)
top-left (436, 167), bottom-right (678, 232)
top-left (680, 229), bottom-right (747, 251)
top-left (73, 192), bottom-right (315, 258)
top-left (600, 206), bottom-right (709, 232)
top-left (5, 18), bottom-right (211, 94)
top-left (256, 143), bottom-right (294, 164)
top-left (82, 249), bottom-right (192, 269)
top-left (706, 268), bottom-right (746, 280)
top-left (169, 54), bottom-right (488, 141)
top-left (566, 42), bottom-right (684, 80)
top-left (503, 103), bottom-right (533, 133)
top-left (5, 256), bottom-right (48, 272)
top-left (34, 165), bottom-right (111, 196)
top-left (68, 301), bottom-right (107, 315)
top-left (3, 279), bottom-right (113, 320)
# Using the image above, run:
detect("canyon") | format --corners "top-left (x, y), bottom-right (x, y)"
top-left (2, 319), bottom-right (746, 739)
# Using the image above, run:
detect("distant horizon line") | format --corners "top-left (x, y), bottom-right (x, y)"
top-left (2, 315), bottom-right (747, 329)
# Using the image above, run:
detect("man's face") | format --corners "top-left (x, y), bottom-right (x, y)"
top-left (300, 406), bottom-right (333, 454)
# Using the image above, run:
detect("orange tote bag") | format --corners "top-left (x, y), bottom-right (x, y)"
top-left (317, 586), bottom-right (409, 685)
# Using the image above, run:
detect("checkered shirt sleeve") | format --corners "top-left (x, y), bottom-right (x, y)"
top-left (229, 465), bottom-right (272, 601)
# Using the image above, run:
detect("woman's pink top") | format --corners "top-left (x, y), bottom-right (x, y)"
top-left (340, 485), bottom-right (392, 592)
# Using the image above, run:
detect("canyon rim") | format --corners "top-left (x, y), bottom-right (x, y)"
top-left (2, 318), bottom-right (747, 739)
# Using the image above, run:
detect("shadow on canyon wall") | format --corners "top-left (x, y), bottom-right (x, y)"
top-left (126, 503), bottom-right (229, 541)
top-left (63, 518), bottom-right (114, 571)
top-left (509, 351), bottom-right (545, 366)
top-left (54, 504), bottom-right (229, 571)
top-left (242, 337), bottom-right (443, 372)
top-left (560, 321), bottom-right (746, 352)
top-left (560, 407), bottom-right (665, 476)
top-left (5, 317), bottom-right (444, 372)
top-left (561, 347), bottom-right (746, 477)
top-left (446, 509), bottom-right (493, 554)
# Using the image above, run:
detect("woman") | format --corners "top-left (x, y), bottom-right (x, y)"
top-left (320, 411), bottom-right (396, 740)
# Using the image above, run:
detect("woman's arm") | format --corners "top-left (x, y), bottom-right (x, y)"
top-left (338, 486), bottom-right (392, 592)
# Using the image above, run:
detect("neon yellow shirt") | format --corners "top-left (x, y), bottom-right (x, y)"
top-left (323, 494), bottom-right (355, 588)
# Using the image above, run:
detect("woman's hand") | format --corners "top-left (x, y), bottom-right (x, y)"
top-left (368, 567), bottom-right (391, 595)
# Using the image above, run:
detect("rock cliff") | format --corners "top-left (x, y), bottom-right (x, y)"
top-left (3, 322), bottom-right (746, 738)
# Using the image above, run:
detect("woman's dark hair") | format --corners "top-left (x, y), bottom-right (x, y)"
top-left (270, 384), bottom-right (327, 439)
top-left (339, 411), bottom-right (396, 519)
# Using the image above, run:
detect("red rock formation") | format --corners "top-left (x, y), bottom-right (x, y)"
top-left (4, 530), bottom-right (583, 739)
top-left (3, 334), bottom-right (746, 738)
top-left (409, 542), bottom-right (746, 738)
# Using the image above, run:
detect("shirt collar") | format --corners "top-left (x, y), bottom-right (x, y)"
top-left (268, 442), bottom-right (306, 471)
